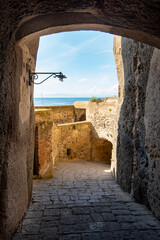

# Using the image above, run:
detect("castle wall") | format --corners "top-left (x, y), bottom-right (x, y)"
top-left (55, 122), bottom-right (91, 162)
top-left (86, 98), bottom-right (117, 165)
top-left (113, 36), bottom-right (160, 218)
top-left (35, 105), bottom-right (78, 178)
top-left (86, 98), bottom-right (118, 144)
top-left (35, 106), bottom-right (75, 124)
top-left (35, 103), bottom-right (115, 177)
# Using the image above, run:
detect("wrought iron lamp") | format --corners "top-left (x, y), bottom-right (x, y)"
top-left (29, 70), bottom-right (67, 86)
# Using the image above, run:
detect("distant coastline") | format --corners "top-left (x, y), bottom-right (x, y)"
top-left (34, 97), bottom-right (104, 107)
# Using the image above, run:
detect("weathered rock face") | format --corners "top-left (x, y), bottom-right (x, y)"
top-left (145, 48), bottom-right (160, 218)
top-left (0, 38), bottom-right (39, 239)
top-left (113, 36), bottom-right (160, 212)
top-left (112, 37), bottom-right (125, 177)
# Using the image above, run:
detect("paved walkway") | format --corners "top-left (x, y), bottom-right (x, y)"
top-left (13, 161), bottom-right (160, 240)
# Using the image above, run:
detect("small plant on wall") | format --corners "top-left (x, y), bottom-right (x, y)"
top-left (72, 124), bottom-right (76, 130)
top-left (90, 97), bottom-right (103, 104)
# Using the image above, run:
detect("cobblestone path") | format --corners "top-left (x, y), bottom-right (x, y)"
top-left (13, 161), bottom-right (160, 240)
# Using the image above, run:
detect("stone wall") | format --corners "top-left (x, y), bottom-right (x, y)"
top-left (35, 103), bottom-right (115, 176)
top-left (35, 105), bottom-right (82, 178)
top-left (86, 98), bottom-right (118, 144)
top-left (116, 36), bottom-right (154, 204)
top-left (113, 36), bottom-right (160, 217)
top-left (35, 106), bottom-right (75, 124)
top-left (0, 38), bottom-right (39, 239)
top-left (73, 101), bottom-right (89, 109)
top-left (35, 121), bottom-right (54, 178)
top-left (55, 122), bottom-right (91, 161)
top-left (86, 98), bottom-right (117, 165)
top-left (112, 36), bottom-right (125, 177)
top-left (145, 48), bottom-right (160, 219)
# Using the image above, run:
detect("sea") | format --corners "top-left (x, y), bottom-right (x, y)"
top-left (34, 97), bottom-right (95, 106)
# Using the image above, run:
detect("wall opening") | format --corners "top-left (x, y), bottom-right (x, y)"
top-left (33, 31), bottom-right (118, 105)
top-left (92, 138), bottom-right (112, 165)
top-left (33, 31), bottom-right (117, 177)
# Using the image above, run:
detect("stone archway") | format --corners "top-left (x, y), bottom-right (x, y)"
top-left (92, 138), bottom-right (112, 164)
top-left (15, 12), bottom-right (160, 48)
top-left (1, 2), bottom-right (160, 239)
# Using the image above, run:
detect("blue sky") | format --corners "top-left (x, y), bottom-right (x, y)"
top-left (34, 31), bottom-right (118, 98)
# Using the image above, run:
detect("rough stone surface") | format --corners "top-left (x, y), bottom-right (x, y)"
top-left (14, 2), bottom-right (160, 48)
top-left (35, 106), bottom-right (75, 124)
top-left (145, 48), bottom-right (160, 219)
top-left (35, 121), bottom-right (54, 178)
top-left (112, 36), bottom-right (125, 177)
top-left (86, 98), bottom-right (117, 164)
top-left (115, 36), bottom-right (153, 197)
top-left (13, 161), bottom-right (160, 240)
top-left (113, 36), bottom-right (159, 211)
top-left (0, 38), bottom-right (39, 239)
top-left (55, 122), bottom-right (91, 161)
top-left (86, 98), bottom-right (117, 144)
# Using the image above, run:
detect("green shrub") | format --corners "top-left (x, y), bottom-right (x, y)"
top-left (90, 97), bottom-right (103, 103)
top-left (72, 124), bottom-right (76, 130)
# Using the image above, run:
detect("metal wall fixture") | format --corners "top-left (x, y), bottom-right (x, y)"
top-left (29, 70), bottom-right (67, 85)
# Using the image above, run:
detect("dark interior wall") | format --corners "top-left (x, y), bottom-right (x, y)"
top-left (0, 15), bottom-right (39, 237)
top-left (145, 48), bottom-right (160, 219)
top-left (116, 37), bottom-right (157, 209)
top-left (1, 1), bottom-right (160, 239)
top-left (116, 37), bottom-right (160, 218)
top-left (14, 1), bottom-right (160, 48)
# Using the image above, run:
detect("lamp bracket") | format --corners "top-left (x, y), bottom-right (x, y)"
top-left (29, 70), bottom-right (66, 85)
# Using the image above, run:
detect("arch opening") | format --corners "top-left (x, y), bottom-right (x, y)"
top-left (1, 5), bottom-right (160, 239)
top-left (32, 30), bottom-right (117, 178)
top-left (92, 138), bottom-right (113, 165)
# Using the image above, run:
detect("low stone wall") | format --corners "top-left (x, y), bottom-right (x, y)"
top-left (73, 101), bottom-right (89, 109)
top-left (35, 105), bottom-right (75, 124)
top-left (35, 121), bottom-right (54, 178)
top-left (55, 122), bottom-right (91, 161)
